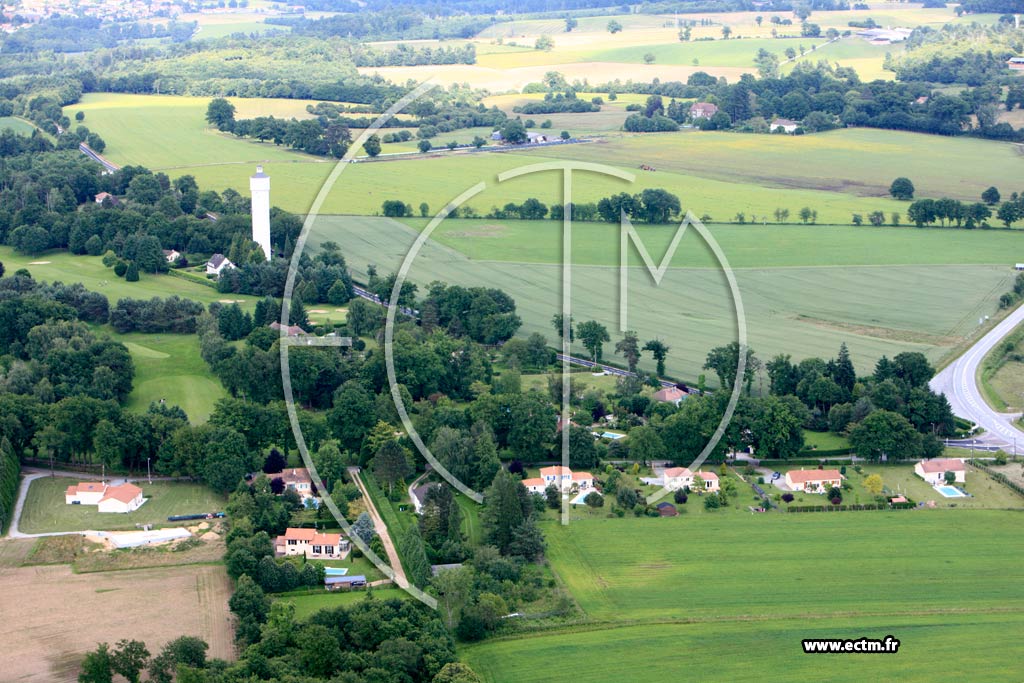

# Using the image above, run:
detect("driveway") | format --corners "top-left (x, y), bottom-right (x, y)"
top-left (347, 467), bottom-right (409, 590)
top-left (930, 302), bottom-right (1024, 449)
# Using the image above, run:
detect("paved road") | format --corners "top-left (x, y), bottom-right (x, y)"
top-left (930, 303), bottom-right (1024, 449)
top-left (347, 467), bottom-right (409, 590)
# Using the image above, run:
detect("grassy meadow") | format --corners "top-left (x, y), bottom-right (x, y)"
top-left (122, 332), bottom-right (227, 423)
top-left (0, 116), bottom-right (36, 135)
top-left (463, 508), bottom-right (1024, 681)
top-left (18, 477), bottom-right (226, 534)
top-left (280, 588), bottom-right (411, 620)
top-left (310, 215), bottom-right (1012, 382)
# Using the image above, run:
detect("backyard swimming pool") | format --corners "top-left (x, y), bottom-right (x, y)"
top-left (935, 485), bottom-right (967, 498)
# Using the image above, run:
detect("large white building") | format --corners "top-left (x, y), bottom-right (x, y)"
top-left (250, 165), bottom-right (272, 261)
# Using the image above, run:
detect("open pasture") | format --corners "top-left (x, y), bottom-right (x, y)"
top-left (0, 560), bottom-right (233, 682)
top-left (17, 477), bottom-right (226, 534)
top-left (310, 215), bottom-right (1011, 382)
top-left (0, 116), bottom-right (36, 134)
top-left (123, 332), bottom-right (227, 422)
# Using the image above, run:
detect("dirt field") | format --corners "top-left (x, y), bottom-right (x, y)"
top-left (0, 549), bottom-right (234, 681)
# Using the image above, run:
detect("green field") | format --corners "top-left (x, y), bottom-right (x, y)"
top-left (462, 509), bottom-right (1024, 681)
top-left (0, 247), bottom-right (262, 310)
top-left (310, 215), bottom-right (1012, 383)
top-left (0, 116), bottom-right (35, 135)
top-left (279, 588), bottom-right (411, 620)
top-left (122, 332), bottom-right (226, 423)
top-left (18, 477), bottom-right (226, 534)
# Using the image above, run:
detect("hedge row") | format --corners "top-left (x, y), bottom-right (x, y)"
top-left (795, 447), bottom-right (853, 458)
top-left (167, 267), bottom-right (217, 289)
top-left (784, 502), bottom-right (916, 513)
top-left (971, 461), bottom-right (1024, 499)
top-left (0, 438), bottom-right (20, 534)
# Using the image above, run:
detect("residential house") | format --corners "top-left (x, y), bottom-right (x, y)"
top-left (277, 527), bottom-right (350, 559)
top-left (270, 321), bottom-right (309, 337)
top-left (661, 467), bottom-right (720, 492)
top-left (94, 192), bottom-right (118, 205)
top-left (690, 102), bottom-right (719, 120)
top-left (205, 253), bottom-right (235, 276)
top-left (267, 467), bottom-right (316, 499)
top-left (784, 469), bottom-right (843, 493)
top-left (1008, 57), bottom-right (1024, 71)
top-left (522, 466), bottom-right (594, 494)
top-left (652, 386), bottom-right (686, 406)
top-left (65, 481), bottom-right (145, 513)
top-left (770, 118), bottom-right (800, 133)
top-left (163, 249), bottom-right (181, 263)
top-left (914, 458), bottom-right (966, 485)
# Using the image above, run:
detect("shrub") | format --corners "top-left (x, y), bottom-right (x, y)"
top-left (113, 261), bottom-right (128, 278)
top-left (673, 489), bottom-right (688, 504)
top-left (781, 492), bottom-right (795, 503)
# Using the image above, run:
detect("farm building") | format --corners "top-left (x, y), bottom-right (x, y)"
top-left (205, 253), bottom-right (235, 276)
top-left (267, 467), bottom-right (316, 498)
top-left (784, 469), bottom-right (843, 493)
top-left (856, 27), bottom-right (912, 44)
top-left (652, 386), bottom-right (686, 406)
top-left (522, 466), bottom-right (594, 494)
top-left (914, 458), bottom-right (966, 485)
top-left (770, 118), bottom-right (800, 133)
top-left (65, 482), bottom-right (145, 513)
top-left (661, 467), bottom-right (719, 492)
top-left (526, 131), bottom-right (549, 143)
top-left (690, 102), bottom-right (718, 119)
top-left (277, 527), bottom-right (350, 559)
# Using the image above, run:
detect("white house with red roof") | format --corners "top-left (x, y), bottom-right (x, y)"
top-left (276, 527), bottom-right (350, 559)
top-left (661, 467), bottom-right (719, 492)
top-left (914, 458), bottom-right (966, 485)
top-left (785, 469), bottom-right (843, 493)
top-left (690, 102), bottom-right (719, 119)
top-left (267, 468), bottom-right (316, 499)
top-left (65, 481), bottom-right (145, 513)
top-left (522, 466), bottom-right (594, 494)
top-left (652, 386), bottom-right (686, 406)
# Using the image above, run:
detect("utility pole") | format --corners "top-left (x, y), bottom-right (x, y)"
top-left (147, 457), bottom-right (152, 485)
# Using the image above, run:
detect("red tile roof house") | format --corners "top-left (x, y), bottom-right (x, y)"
top-left (914, 458), bottom-right (966, 485)
top-left (652, 386), bottom-right (686, 406)
top-left (522, 466), bottom-right (594, 494)
top-left (270, 321), bottom-right (309, 337)
top-left (276, 527), bottom-right (350, 559)
top-left (784, 469), bottom-right (843, 493)
top-left (661, 467), bottom-right (719, 492)
top-left (65, 482), bottom-right (145, 513)
top-left (267, 468), bottom-right (316, 499)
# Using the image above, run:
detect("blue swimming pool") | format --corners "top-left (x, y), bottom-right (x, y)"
top-left (935, 485), bottom-right (966, 498)
top-left (324, 567), bottom-right (349, 576)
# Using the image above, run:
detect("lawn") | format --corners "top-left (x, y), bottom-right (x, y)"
top-left (122, 332), bottom-right (227, 423)
top-left (278, 587), bottom-right (411, 620)
top-left (0, 246), bottom-right (262, 310)
top-left (853, 463), bottom-right (1024, 510)
top-left (0, 116), bottom-right (35, 135)
top-left (800, 429), bottom-right (850, 452)
top-left (17, 477), bottom-right (226, 534)
top-left (308, 215), bottom-right (1011, 383)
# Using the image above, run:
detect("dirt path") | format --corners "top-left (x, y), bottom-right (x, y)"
top-left (348, 467), bottom-right (408, 590)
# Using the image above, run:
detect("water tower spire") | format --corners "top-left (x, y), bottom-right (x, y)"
top-left (250, 165), bottom-right (271, 261)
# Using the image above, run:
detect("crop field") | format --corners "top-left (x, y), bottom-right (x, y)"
top-left (0, 560), bottom-right (233, 682)
top-left (18, 477), bottom-right (226, 534)
top-left (310, 215), bottom-right (1011, 381)
top-left (459, 509), bottom-right (1024, 681)
top-left (123, 332), bottom-right (227, 422)
top-left (65, 93), bottom-right (326, 169)
top-left (0, 246), bottom-right (261, 309)
top-left (0, 116), bottom-right (35, 134)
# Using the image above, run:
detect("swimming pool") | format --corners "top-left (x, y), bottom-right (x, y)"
top-left (324, 567), bottom-right (349, 576)
top-left (935, 485), bottom-right (966, 498)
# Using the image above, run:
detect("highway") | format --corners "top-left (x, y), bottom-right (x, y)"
top-left (930, 302), bottom-right (1024, 449)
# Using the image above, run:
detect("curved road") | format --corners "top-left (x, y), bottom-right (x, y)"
top-left (930, 302), bottom-right (1024, 449)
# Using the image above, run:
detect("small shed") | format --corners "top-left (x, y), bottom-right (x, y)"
top-left (656, 502), bottom-right (678, 517)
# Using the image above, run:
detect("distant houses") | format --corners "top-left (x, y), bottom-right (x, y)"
top-left (784, 469), bottom-right (843, 493)
top-left (94, 191), bottom-right (118, 205)
top-left (662, 467), bottom-right (720, 492)
top-left (770, 118), bottom-right (800, 133)
top-left (270, 321), bottom-right (309, 337)
top-left (522, 466), bottom-right (594, 494)
top-left (65, 481), bottom-right (145, 513)
top-left (690, 102), bottom-right (719, 120)
top-left (267, 467), bottom-right (316, 499)
top-left (276, 527), bottom-right (350, 559)
top-left (205, 253), bottom-right (235, 276)
top-left (914, 458), bottom-right (965, 485)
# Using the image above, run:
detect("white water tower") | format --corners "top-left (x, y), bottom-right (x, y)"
top-left (250, 165), bottom-right (272, 261)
